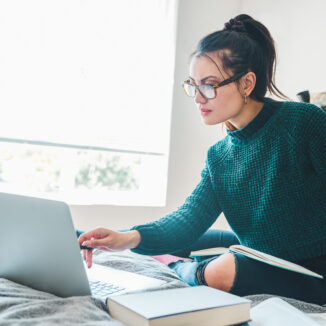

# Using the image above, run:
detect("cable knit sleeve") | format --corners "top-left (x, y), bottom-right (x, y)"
top-left (130, 161), bottom-right (221, 255)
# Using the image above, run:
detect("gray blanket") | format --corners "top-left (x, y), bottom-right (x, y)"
top-left (1, 250), bottom-right (326, 325)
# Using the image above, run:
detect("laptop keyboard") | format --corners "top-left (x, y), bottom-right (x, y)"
top-left (89, 280), bottom-right (126, 297)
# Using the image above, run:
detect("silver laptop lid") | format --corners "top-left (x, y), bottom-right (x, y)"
top-left (0, 192), bottom-right (91, 297)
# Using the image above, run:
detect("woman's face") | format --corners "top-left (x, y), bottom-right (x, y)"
top-left (189, 54), bottom-right (245, 126)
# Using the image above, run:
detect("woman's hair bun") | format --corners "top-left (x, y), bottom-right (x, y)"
top-left (223, 14), bottom-right (256, 33)
top-left (223, 18), bottom-right (246, 33)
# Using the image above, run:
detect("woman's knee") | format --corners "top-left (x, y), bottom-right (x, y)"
top-left (203, 253), bottom-right (237, 292)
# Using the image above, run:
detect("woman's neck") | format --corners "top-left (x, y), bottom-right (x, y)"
top-left (227, 98), bottom-right (264, 130)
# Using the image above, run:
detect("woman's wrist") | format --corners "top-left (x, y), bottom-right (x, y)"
top-left (127, 230), bottom-right (141, 249)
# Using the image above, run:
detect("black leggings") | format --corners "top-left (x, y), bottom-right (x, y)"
top-left (169, 229), bottom-right (326, 305)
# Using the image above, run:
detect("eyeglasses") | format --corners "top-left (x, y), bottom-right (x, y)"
top-left (182, 71), bottom-right (247, 99)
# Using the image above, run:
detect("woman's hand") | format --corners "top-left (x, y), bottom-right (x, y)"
top-left (78, 228), bottom-right (141, 268)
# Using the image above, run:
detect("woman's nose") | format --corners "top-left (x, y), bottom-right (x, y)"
top-left (194, 89), bottom-right (207, 104)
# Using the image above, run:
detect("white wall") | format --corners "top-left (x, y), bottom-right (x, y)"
top-left (240, 0), bottom-right (326, 99)
top-left (70, 0), bottom-right (240, 231)
top-left (71, 0), bottom-right (326, 232)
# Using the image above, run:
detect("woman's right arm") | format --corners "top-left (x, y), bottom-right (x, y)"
top-left (78, 228), bottom-right (141, 268)
top-left (80, 156), bottom-right (222, 265)
top-left (130, 162), bottom-right (222, 255)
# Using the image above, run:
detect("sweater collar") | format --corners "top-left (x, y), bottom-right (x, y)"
top-left (227, 99), bottom-right (276, 142)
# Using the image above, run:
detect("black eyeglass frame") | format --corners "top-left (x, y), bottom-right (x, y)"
top-left (182, 71), bottom-right (247, 99)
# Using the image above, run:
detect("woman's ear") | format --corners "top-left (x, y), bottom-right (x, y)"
top-left (241, 72), bottom-right (256, 96)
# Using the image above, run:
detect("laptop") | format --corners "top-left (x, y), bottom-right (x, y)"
top-left (0, 192), bottom-right (166, 298)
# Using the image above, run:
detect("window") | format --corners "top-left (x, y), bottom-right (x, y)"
top-left (0, 0), bottom-right (177, 205)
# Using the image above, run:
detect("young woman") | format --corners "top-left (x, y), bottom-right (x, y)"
top-left (78, 14), bottom-right (326, 304)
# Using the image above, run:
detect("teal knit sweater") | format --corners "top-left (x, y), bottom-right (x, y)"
top-left (131, 99), bottom-right (326, 261)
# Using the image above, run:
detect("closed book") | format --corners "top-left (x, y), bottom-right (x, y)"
top-left (107, 285), bottom-right (251, 326)
top-left (190, 245), bottom-right (323, 279)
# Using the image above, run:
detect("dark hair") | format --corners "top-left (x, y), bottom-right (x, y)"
top-left (194, 14), bottom-right (287, 101)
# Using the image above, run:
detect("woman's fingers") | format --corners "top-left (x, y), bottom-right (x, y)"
top-left (78, 231), bottom-right (96, 245)
top-left (78, 228), bottom-right (110, 246)
top-left (86, 249), bottom-right (93, 268)
top-left (82, 237), bottom-right (109, 249)
top-left (83, 249), bottom-right (86, 261)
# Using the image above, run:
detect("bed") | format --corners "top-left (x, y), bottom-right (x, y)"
top-left (1, 250), bottom-right (326, 325)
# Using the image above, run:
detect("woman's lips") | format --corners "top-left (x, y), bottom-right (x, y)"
top-left (200, 108), bottom-right (212, 116)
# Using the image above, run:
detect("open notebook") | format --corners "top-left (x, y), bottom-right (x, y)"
top-left (190, 244), bottom-right (323, 279)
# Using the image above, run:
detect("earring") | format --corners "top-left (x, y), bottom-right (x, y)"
top-left (244, 95), bottom-right (247, 104)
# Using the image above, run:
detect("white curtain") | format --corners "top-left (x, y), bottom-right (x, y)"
top-left (0, 0), bottom-right (177, 155)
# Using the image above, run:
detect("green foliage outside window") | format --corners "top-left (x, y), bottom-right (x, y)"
top-left (74, 152), bottom-right (140, 191)
top-left (0, 144), bottom-right (140, 193)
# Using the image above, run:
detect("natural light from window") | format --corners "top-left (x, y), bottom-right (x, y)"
top-left (0, 0), bottom-right (177, 205)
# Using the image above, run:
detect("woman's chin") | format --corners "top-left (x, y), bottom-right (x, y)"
top-left (201, 117), bottom-right (222, 126)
